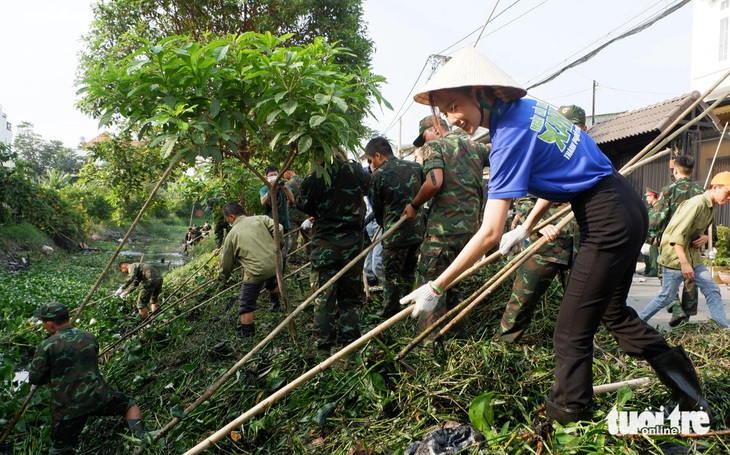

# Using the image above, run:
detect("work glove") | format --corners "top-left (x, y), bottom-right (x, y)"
top-left (708, 247), bottom-right (718, 260)
top-left (120, 291), bottom-right (130, 299)
top-left (400, 282), bottom-right (442, 318)
top-left (301, 219), bottom-right (313, 231)
top-left (640, 243), bottom-right (652, 256)
top-left (499, 225), bottom-right (528, 256)
top-left (115, 286), bottom-right (125, 298)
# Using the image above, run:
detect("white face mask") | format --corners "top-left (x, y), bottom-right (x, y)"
top-left (267, 175), bottom-right (277, 183)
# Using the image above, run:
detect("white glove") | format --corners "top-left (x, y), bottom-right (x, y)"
top-left (120, 291), bottom-right (130, 299)
top-left (114, 286), bottom-right (124, 297)
top-left (301, 219), bottom-right (313, 231)
top-left (708, 247), bottom-right (717, 260)
top-left (640, 243), bottom-right (652, 256)
top-left (399, 282), bottom-right (442, 318)
top-left (499, 225), bottom-right (528, 256)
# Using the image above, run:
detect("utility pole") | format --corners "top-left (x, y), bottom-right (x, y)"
top-left (591, 80), bottom-right (597, 127)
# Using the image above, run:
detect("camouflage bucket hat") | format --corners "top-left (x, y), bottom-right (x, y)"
top-left (558, 105), bottom-right (586, 125)
top-left (34, 302), bottom-right (69, 320)
top-left (413, 46), bottom-right (527, 106)
top-left (413, 115), bottom-right (450, 147)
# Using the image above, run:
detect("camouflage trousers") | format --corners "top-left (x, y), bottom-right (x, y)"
top-left (381, 243), bottom-right (420, 317)
top-left (643, 244), bottom-right (659, 277)
top-left (500, 254), bottom-right (568, 342)
top-left (136, 278), bottom-right (163, 310)
top-left (660, 275), bottom-right (698, 316)
top-left (310, 243), bottom-right (364, 350)
top-left (416, 233), bottom-right (472, 339)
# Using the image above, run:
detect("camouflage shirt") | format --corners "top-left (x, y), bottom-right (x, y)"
top-left (28, 325), bottom-right (112, 421)
top-left (368, 157), bottom-right (425, 248)
top-left (648, 177), bottom-right (704, 241)
top-left (122, 263), bottom-right (162, 292)
top-left (285, 175), bottom-right (308, 224)
top-left (297, 159), bottom-right (369, 251)
top-left (514, 197), bottom-right (576, 265)
top-left (422, 132), bottom-right (490, 237)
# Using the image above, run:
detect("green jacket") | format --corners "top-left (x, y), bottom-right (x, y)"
top-left (28, 325), bottom-right (112, 421)
top-left (218, 215), bottom-right (283, 282)
top-left (122, 262), bottom-right (162, 291)
top-left (658, 191), bottom-right (713, 270)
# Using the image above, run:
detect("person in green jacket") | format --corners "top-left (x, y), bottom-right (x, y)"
top-left (29, 303), bottom-right (144, 453)
top-left (216, 201), bottom-right (284, 336)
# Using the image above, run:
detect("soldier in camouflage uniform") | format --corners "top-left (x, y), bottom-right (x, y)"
top-left (29, 303), bottom-right (144, 453)
top-left (404, 115), bottom-right (490, 339)
top-left (116, 261), bottom-right (163, 319)
top-left (648, 155), bottom-right (703, 326)
top-left (500, 198), bottom-right (577, 342)
top-left (297, 156), bottom-right (370, 351)
top-left (643, 188), bottom-right (660, 277)
top-left (364, 137), bottom-right (426, 318)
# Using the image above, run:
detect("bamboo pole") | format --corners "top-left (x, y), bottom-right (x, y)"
top-left (0, 385), bottom-right (38, 445)
top-left (622, 68), bottom-right (730, 171)
top-left (161, 253), bottom-right (217, 306)
top-left (132, 216), bottom-right (407, 453)
top-left (703, 122), bottom-right (728, 275)
top-left (593, 377), bottom-right (651, 395)
top-left (287, 240), bottom-right (311, 258)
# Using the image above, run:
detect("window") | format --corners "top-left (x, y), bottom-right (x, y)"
top-left (721, 17), bottom-right (729, 61)
top-left (723, 0), bottom-right (729, 10)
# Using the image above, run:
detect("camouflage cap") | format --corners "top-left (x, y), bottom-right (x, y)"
top-left (413, 115), bottom-right (450, 147)
top-left (34, 302), bottom-right (69, 320)
top-left (558, 105), bottom-right (586, 125)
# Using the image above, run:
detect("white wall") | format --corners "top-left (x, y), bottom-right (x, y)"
top-left (0, 105), bottom-right (12, 146)
top-left (690, 0), bottom-right (730, 100)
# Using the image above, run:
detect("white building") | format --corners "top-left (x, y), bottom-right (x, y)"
top-left (0, 105), bottom-right (12, 146)
top-left (690, 0), bottom-right (730, 105)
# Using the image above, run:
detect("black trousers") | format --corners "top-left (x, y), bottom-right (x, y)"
top-left (550, 172), bottom-right (670, 410)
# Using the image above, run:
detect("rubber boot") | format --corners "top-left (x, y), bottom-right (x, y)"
top-left (546, 401), bottom-right (593, 425)
top-left (127, 419), bottom-right (145, 438)
top-left (269, 292), bottom-right (281, 312)
top-left (239, 323), bottom-right (255, 337)
top-left (647, 346), bottom-right (713, 423)
top-left (668, 304), bottom-right (688, 327)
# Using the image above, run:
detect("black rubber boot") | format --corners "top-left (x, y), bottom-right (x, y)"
top-left (647, 346), bottom-right (712, 423)
top-left (546, 401), bottom-right (593, 425)
top-left (239, 323), bottom-right (255, 337)
top-left (269, 292), bottom-right (281, 312)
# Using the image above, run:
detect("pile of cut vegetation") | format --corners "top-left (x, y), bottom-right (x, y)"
top-left (3, 246), bottom-right (730, 454)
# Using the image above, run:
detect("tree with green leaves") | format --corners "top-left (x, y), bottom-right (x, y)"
top-left (80, 0), bottom-right (373, 72)
top-left (12, 122), bottom-right (83, 177)
top-left (77, 31), bottom-right (389, 335)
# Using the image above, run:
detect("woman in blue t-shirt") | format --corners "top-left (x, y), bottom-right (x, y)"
top-left (400, 46), bottom-right (711, 425)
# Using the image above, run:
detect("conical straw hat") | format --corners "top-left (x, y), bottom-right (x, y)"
top-left (414, 46), bottom-right (527, 105)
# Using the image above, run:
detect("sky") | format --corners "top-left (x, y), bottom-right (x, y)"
top-left (0, 0), bottom-right (693, 150)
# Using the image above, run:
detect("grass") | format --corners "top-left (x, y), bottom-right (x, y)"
top-left (3, 229), bottom-right (730, 454)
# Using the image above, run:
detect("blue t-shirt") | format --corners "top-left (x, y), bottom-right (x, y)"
top-left (487, 98), bottom-right (613, 202)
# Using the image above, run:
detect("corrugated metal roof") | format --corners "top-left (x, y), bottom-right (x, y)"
top-left (589, 91), bottom-right (719, 144)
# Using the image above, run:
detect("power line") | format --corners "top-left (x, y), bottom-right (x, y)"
top-left (526, 0), bottom-right (691, 91)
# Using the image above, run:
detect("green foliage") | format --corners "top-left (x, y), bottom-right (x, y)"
top-left (714, 225), bottom-right (730, 265)
top-left (77, 32), bottom-right (389, 170)
top-left (80, 0), bottom-right (373, 75)
top-left (2, 161), bottom-right (87, 250)
top-left (75, 134), bottom-right (183, 222)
